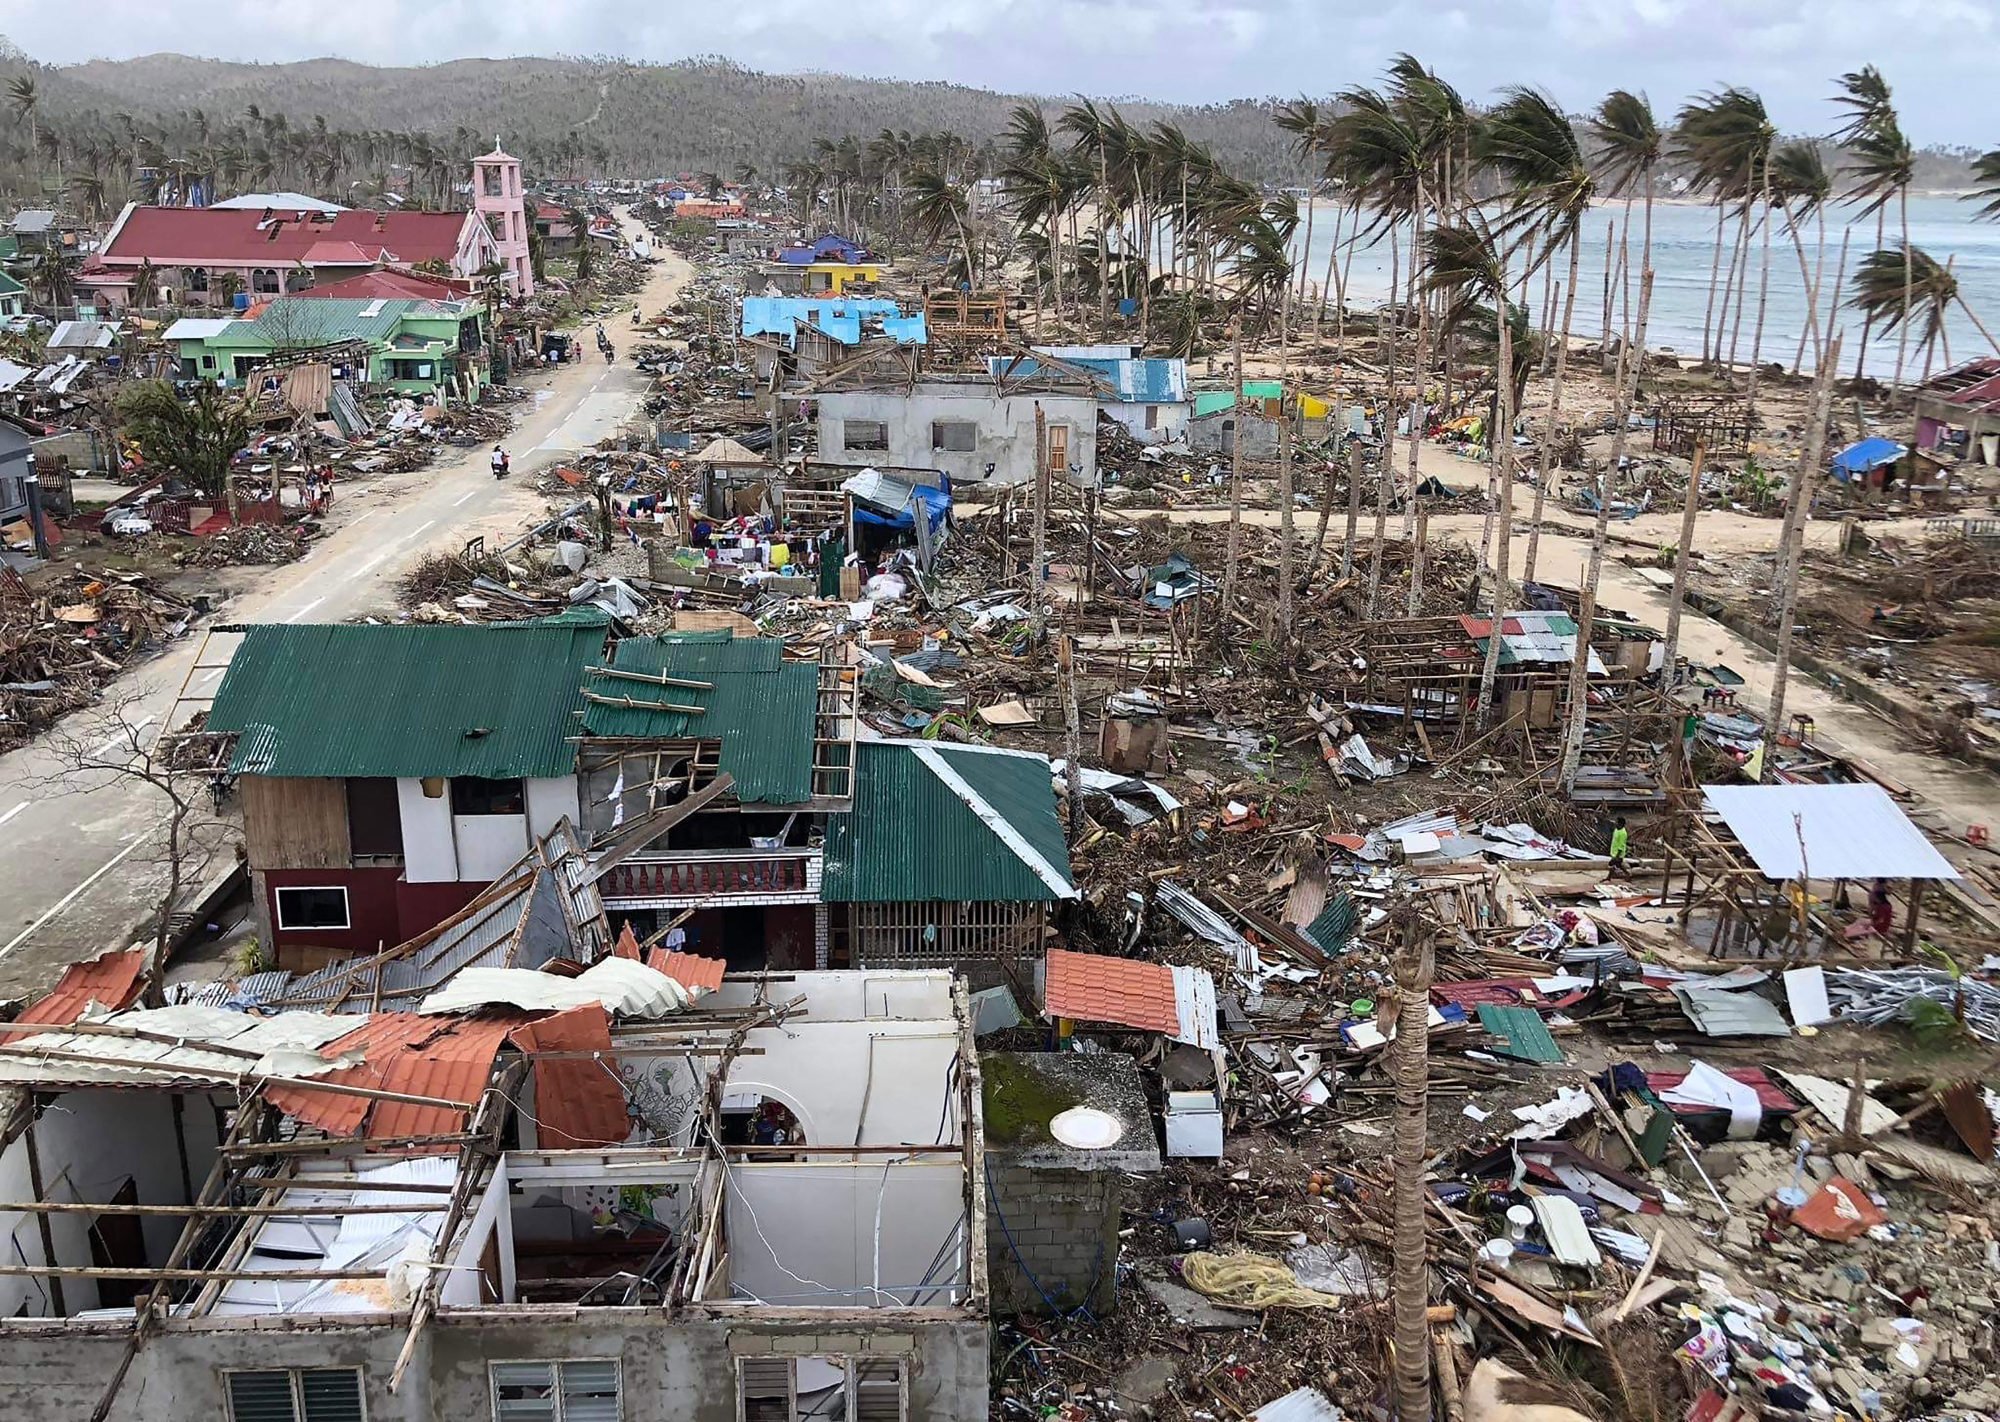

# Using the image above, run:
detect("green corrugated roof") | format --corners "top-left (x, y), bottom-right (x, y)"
top-left (823, 741), bottom-right (1074, 903)
top-left (579, 633), bottom-right (817, 805)
top-left (0, 269), bottom-right (23, 297)
top-left (208, 296), bottom-right (471, 349)
top-left (208, 616), bottom-right (607, 778)
top-left (1476, 1005), bottom-right (1565, 1063)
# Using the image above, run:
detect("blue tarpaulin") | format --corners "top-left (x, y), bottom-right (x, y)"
top-left (1830, 437), bottom-right (1906, 479)
top-left (741, 297), bottom-right (923, 348)
top-left (852, 484), bottom-right (950, 534)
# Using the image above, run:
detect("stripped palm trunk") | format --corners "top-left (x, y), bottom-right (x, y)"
top-left (1894, 185), bottom-right (1913, 390)
top-left (1557, 269), bottom-right (1653, 790)
top-left (1523, 234), bottom-right (1581, 587)
top-left (1660, 441), bottom-right (1707, 689)
top-left (1343, 437), bottom-right (1364, 578)
top-left (1763, 334), bottom-right (1844, 777)
top-left (1278, 407), bottom-right (1296, 640)
top-left (1368, 232), bottom-right (1400, 617)
top-left (1746, 174), bottom-right (1775, 417)
top-left (1701, 199), bottom-right (1728, 367)
top-left (1390, 915), bottom-right (1436, 1422)
top-left (1475, 299), bottom-right (1516, 724)
top-left (1404, 204), bottom-right (1433, 613)
top-left (1221, 323), bottom-right (1245, 622)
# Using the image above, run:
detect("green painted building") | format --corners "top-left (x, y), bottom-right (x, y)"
top-left (164, 296), bottom-right (489, 399)
top-left (0, 268), bottom-right (24, 319)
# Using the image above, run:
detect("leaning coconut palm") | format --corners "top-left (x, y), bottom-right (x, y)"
top-left (1483, 86), bottom-right (1595, 589)
top-left (1965, 148), bottom-right (2000, 223)
top-left (1273, 99), bottom-right (1322, 321)
top-left (1837, 73), bottom-right (1915, 386)
top-left (1676, 88), bottom-right (1773, 372)
top-left (1590, 90), bottom-right (1663, 400)
top-left (1769, 141), bottom-right (1835, 369)
top-left (999, 106), bottom-right (1072, 329)
top-left (1832, 66), bottom-right (1896, 379)
top-left (1850, 244), bottom-right (2000, 373)
top-left (1422, 216), bottom-right (1518, 724)
top-left (905, 166), bottom-right (979, 288)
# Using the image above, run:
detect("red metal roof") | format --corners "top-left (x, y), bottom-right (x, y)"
top-left (1043, 948), bottom-right (1179, 1034)
top-left (298, 268), bottom-right (473, 301)
top-left (508, 1004), bottom-right (631, 1148)
top-left (648, 950), bottom-right (726, 997)
top-left (266, 1013), bottom-right (514, 1142)
top-left (611, 922), bottom-right (642, 960)
top-left (100, 205), bottom-right (471, 270)
top-left (1647, 1066), bottom-right (1798, 1116)
top-left (2, 949), bottom-right (148, 1038)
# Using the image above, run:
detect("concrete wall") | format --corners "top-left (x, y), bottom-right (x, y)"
top-left (814, 387), bottom-right (1098, 489)
top-left (983, 1162), bottom-right (1122, 1316)
top-left (0, 1309), bottom-right (987, 1422)
top-left (727, 1162), bottom-right (967, 1307)
top-left (1102, 401), bottom-right (1190, 446)
top-left (1188, 411), bottom-right (1280, 459)
top-left (0, 1090), bottom-right (225, 1318)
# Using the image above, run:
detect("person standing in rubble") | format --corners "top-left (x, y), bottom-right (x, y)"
top-left (1868, 879), bottom-right (1894, 938)
top-left (1607, 817), bottom-right (1630, 877)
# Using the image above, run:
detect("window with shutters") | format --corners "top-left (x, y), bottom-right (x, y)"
top-left (224, 1368), bottom-right (365, 1422)
top-left (491, 1360), bottom-right (622, 1422)
top-left (735, 1356), bottom-right (905, 1422)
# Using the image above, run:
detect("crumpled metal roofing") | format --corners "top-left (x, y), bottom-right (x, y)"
top-left (207, 616), bottom-right (608, 778)
top-left (264, 1013), bottom-right (516, 1140)
top-left (1701, 782), bottom-right (1961, 882)
top-left (508, 1004), bottom-right (632, 1148)
top-left (579, 633), bottom-right (818, 805)
top-left (2, 948), bottom-right (148, 1038)
top-left (416, 958), bottom-right (694, 1018)
top-left (0, 1004), bottom-right (357, 1089)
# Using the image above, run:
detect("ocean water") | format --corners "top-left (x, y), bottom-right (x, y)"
top-left (1288, 195), bottom-right (2000, 380)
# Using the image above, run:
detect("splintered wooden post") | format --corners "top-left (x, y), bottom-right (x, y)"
top-left (1060, 634), bottom-right (1082, 848)
top-left (1032, 402), bottom-right (1049, 637)
top-left (1391, 916), bottom-right (1435, 1422)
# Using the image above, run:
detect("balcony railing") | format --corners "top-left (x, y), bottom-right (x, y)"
top-left (597, 848), bottom-right (822, 904)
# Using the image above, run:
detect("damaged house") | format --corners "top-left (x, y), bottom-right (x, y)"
top-left (0, 933), bottom-right (990, 1422)
top-left (741, 297), bottom-right (927, 384)
top-left (991, 347), bottom-right (1192, 447)
top-left (813, 372), bottom-right (1099, 490)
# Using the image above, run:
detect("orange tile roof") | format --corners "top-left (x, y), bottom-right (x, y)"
top-left (647, 950), bottom-right (726, 997)
top-left (509, 1004), bottom-right (632, 1148)
top-left (1043, 948), bottom-right (1179, 1034)
top-left (3, 949), bottom-right (148, 1039)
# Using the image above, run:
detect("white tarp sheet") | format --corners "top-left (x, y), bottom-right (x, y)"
top-left (1701, 783), bottom-right (1961, 882)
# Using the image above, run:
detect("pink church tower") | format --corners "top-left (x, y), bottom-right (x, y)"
top-left (471, 140), bottom-right (533, 297)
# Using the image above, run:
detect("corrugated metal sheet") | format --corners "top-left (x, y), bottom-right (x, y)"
top-left (509, 1004), bottom-right (632, 1148)
top-left (579, 633), bottom-right (816, 805)
top-left (0, 1005), bottom-right (355, 1089)
top-left (1672, 986), bottom-right (1793, 1037)
top-left (2, 948), bottom-right (148, 1037)
top-left (208, 617), bottom-right (608, 779)
top-left (822, 740), bottom-right (1074, 902)
top-left (1044, 949), bottom-right (1179, 1033)
top-left (1701, 783), bottom-right (1961, 882)
top-left (267, 1013), bottom-right (516, 1141)
top-left (989, 354), bottom-right (1187, 404)
top-left (1476, 1005), bottom-right (1565, 1063)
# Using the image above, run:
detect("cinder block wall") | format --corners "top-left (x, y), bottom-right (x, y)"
top-left (984, 1163), bottom-right (1122, 1316)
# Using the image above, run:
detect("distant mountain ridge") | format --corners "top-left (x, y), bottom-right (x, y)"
top-left (18, 51), bottom-right (1301, 180)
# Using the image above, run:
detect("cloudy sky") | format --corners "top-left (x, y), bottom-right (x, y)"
top-left (3, 0), bottom-right (1995, 145)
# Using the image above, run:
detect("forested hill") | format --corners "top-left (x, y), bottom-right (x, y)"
top-left (17, 50), bottom-right (1300, 181)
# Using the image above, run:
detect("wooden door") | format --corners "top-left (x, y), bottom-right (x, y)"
top-left (89, 1179), bottom-right (147, 1310)
top-left (1047, 423), bottom-right (1070, 476)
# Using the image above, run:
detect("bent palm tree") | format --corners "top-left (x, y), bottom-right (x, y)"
top-left (1484, 87), bottom-right (1595, 589)
top-left (1850, 244), bottom-right (2000, 371)
top-left (1423, 218), bottom-right (1517, 724)
top-left (1966, 149), bottom-right (2000, 222)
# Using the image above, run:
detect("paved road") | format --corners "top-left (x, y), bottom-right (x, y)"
top-left (0, 213), bottom-right (689, 997)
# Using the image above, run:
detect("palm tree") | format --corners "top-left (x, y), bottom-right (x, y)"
top-left (1832, 66), bottom-right (1896, 380)
top-left (1484, 87), bottom-right (1595, 589)
top-left (1770, 141), bottom-right (1834, 370)
top-left (1000, 106), bottom-right (1071, 328)
top-left (1423, 217), bottom-right (1517, 722)
top-left (1677, 88), bottom-right (1773, 373)
top-left (1059, 101), bottom-right (1118, 338)
top-left (1590, 89), bottom-right (1663, 395)
top-left (906, 167), bottom-right (978, 288)
top-left (1850, 244), bottom-right (2000, 372)
top-left (1965, 148), bottom-right (2000, 222)
top-left (1843, 104), bottom-right (1916, 386)
top-left (8, 77), bottom-right (39, 187)
top-left (1274, 99), bottom-right (1322, 323)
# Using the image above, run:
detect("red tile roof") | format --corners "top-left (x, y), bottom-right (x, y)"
top-left (647, 950), bottom-right (726, 997)
top-left (508, 1004), bottom-right (632, 1148)
top-left (266, 1013), bottom-right (514, 1143)
top-left (101, 205), bottom-right (472, 270)
top-left (1043, 948), bottom-right (1179, 1034)
top-left (2, 949), bottom-right (148, 1039)
top-left (298, 268), bottom-right (472, 301)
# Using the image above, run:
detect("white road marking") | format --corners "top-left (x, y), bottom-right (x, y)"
top-left (401, 520), bottom-right (436, 542)
top-left (453, 490), bottom-right (478, 506)
top-left (90, 715), bottom-right (154, 759)
top-left (0, 836), bottom-right (148, 961)
top-left (282, 597), bottom-right (326, 624)
top-left (0, 803), bottom-right (27, 828)
top-left (346, 554), bottom-right (388, 582)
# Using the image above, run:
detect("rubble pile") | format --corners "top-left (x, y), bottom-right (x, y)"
top-left (0, 566), bottom-right (196, 749)
top-left (167, 521), bottom-right (315, 568)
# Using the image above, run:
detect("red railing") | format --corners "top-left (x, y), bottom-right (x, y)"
top-left (599, 849), bottom-right (819, 902)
